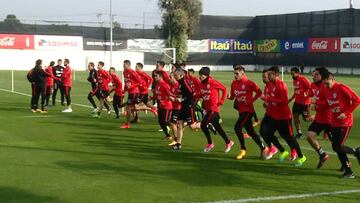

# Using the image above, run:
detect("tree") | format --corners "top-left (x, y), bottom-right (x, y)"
top-left (158, 0), bottom-right (202, 63)
top-left (3, 14), bottom-right (23, 31)
top-left (4, 14), bottom-right (21, 24)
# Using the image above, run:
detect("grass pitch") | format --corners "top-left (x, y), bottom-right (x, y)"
top-left (0, 70), bottom-right (359, 203)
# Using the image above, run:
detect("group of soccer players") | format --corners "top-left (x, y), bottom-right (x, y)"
top-left (27, 58), bottom-right (360, 178)
top-left (27, 59), bottom-right (73, 113)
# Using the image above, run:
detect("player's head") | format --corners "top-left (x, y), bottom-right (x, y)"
top-left (57, 59), bottom-right (63, 65)
top-left (290, 67), bottom-right (300, 80)
top-left (109, 67), bottom-right (116, 75)
top-left (64, 59), bottom-right (70, 66)
top-left (35, 59), bottom-right (42, 68)
top-left (320, 69), bottom-right (335, 88)
top-left (180, 62), bottom-right (186, 70)
top-left (169, 72), bottom-right (176, 84)
top-left (199, 66), bottom-right (210, 82)
top-left (173, 68), bottom-right (184, 81)
top-left (135, 62), bottom-right (143, 71)
top-left (154, 70), bottom-right (164, 82)
top-left (188, 68), bottom-right (195, 76)
top-left (97, 61), bottom-right (104, 69)
top-left (156, 61), bottom-right (165, 70)
top-left (233, 65), bottom-right (245, 81)
top-left (267, 66), bottom-right (279, 82)
top-left (123, 60), bottom-right (131, 70)
top-left (87, 62), bottom-right (95, 71)
top-left (262, 69), bottom-right (269, 84)
top-left (313, 66), bottom-right (328, 84)
top-left (171, 63), bottom-right (180, 73)
top-left (49, 61), bottom-right (55, 67)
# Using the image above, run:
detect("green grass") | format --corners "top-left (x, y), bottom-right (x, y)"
top-left (0, 70), bottom-right (359, 203)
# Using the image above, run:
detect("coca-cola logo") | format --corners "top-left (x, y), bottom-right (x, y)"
top-left (0, 37), bottom-right (15, 46)
top-left (312, 40), bottom-right (328, 50)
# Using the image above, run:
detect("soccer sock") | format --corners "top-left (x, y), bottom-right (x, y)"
top-left (342, 145), bottom-right (356, 154)
top-left (297, 129), bottom-right (302, 135)
top-left (249, 132), bottom-right (265, 150)
top-left (316, 147), bottom-right (325, 156)
top-left (213, 121), bottom-right (230, 144)
top-left (201, 122), bottom-right (212, 144)
top-left (104, 101), bottom-right (110, 111)
top-left (88, 94), bottom-right (97, 108)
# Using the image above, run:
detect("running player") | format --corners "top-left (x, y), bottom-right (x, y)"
top-left (306, 67), bottom-right (331, 169)
top-left (92, 61), bottom-right (112, 117)
top-left (289, 67), bottom-right (311, 139)
top-left (228, 65), bottom-right (266, 159)
top-left (121, 60), bottom-right (142, 129)
top-left (153, 71), bottom-right (173, 140)
top-left (198, 67), bottom-right (234, 153)
top-left (61, 59), bottom-right (72, 113)
top-left (320, 70), bottom-right (360, 178)
top-left (109, 67), bottom-right (124, 119)
top-left (261, 66), bottom-right (307, 166)
top-left (169, 72), bottom-right (181, 146)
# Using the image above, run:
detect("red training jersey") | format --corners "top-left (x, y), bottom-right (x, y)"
top-left (61, 66), bottom-right (72, 87)
top-left (155, 79), bottom-right (172, 110)
top-left (110, 73), bottom-right (123, 96)
top-left (326, 82), bottom-right (360, 127)
top-left (124, 68), bottom-right (142, 94)
top-left (263, 82), bottom-right (273, 117)
top-left (229, 77), bottom-right (262, 113)
top-left (137, 70), bottom-right (153, 95)
top-left (97, 68), bottom-right (112, 91)
top-left (309, 82), bottom-right (331, 124)
top-left (292, 75), bottom-right (311, 105)
top-left (45, 66), bottom-right (54, 86)
top-left (170, 81), bottom-right (181, 110)
top-left (199, 76), bottom-right (227, 113)
top-left (187, 74), bottom-right (201, 97)
top-left (266, 79), bottom-right (292, 120)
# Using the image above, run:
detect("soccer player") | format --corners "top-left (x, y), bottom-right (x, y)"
top-left (52, 59), bottom-right (65, 106)
top-left (260, 66), bottom-right (307, 166)
top-left (153, 71), bottom-right (173, 139)
top-left (187, 68), bottom-right (203, 121)
top-left (93, 61), bottom-right (112, 117)
top-left (198, 67), bottom-right (234, 153)
top-left (87, 62), bottom-right (111, 112)
top-left (320, 70), bottom-right (360, 178)
top-left (27, 59), bottom-right (48, 113)
top-left (306, 67), bottom-right (331, 169)
top-left (61, 59), bottom-right (72, 112)
top-left (135, 62), bottom-right (158, 120)
top-left (155, 61), bottom-right (171, 84)
top-left (44, 61), bottom-right (55, 106)
top-left (289, 67), bottom-right (312, 139)
top-left (121, 60), bottom-right (142, 129)
top-left (259, 69), bottom-right (278, 159)
top-left (172, 68), bottom-right (197, 150)
top-left (109, 67), bottom-right (124, 119)
top-left (228, 65), bottom-right (266, 159)
top-left (169, 72), bottom-right (181, 146)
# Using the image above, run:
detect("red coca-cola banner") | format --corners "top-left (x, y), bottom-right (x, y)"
top-left (0, 34), bottom-right (34, 50)
top-left (308, 37), bottom-right (340, 53)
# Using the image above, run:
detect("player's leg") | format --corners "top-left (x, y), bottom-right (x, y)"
top-left (210, 112), bottom-right (233, 153)
top-left (306, 121), bottom-right (329, 168)
top-left (243, 113), bottom-right (266, 156)
top-left (292, 103), bottom-right (303, 138)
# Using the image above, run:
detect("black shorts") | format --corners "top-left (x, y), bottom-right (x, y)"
top-left (127, 93), bottom-right (139, 105)
top-left (138, 94), bottom-right (149, 104)
top-left (178, 106), bottom-right (196, 124)
top-left (170, 109), bottom-right (180, 124)
top-left (308, 121), bottom-right (330, 135)
top-left (99, 90), bottom-right (109, 99)
top-left (292, 102), bottom-right (310, 120)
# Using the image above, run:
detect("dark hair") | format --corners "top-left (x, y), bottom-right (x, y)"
top-left (88, 62), bottom-right (95, 67)
top-left (174, 68), bottom-right (185, 75)
top-left (234, 65), bottom-right (245, 72)
top-left (98, 61), bottom-right (105, 67)
top-left (188, 68), bottom-right (195, 73)
top-left (35, 59), bottom-right (42, 68)
top-left (155, 70), bottom-right (164, 78)
top-left (199, 66), bottom-right (210, 76)
top-left (290, 67), bottom-right (300, 73)
top-left (315, 66), bottom-right (328, 73)
top-left (57, 59), bottom-right (63, 62)
top-left (320, 69), bottom-right (334, 81)
top-left (64, 59), bottom-right (70, 64)
top-left (262, 69), bottom-right (268, 73)
top-left (157, 61), bottom-right (165, 67)
top-left (49, 61), bottom-right (55, 66)
top-left (124, 60), bottom-right (131, 65)
top-left (180, 62), bottom-right (186, 67)
top-left (109, 67), bottom-right (116, 71)
top-left (172, 63), bottom-right (180, 69)
top-left (268, 66), bottom-right (279, 74)
top-left (136, 62), bottom-right (143, 69)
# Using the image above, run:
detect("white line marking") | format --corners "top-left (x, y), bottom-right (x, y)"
top-left (22, 115), bottom-right (57, 118)
top-left (207, 189), bottom-right (360, 203)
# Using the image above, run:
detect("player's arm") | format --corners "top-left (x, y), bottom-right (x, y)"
top-left (267, 83), bottom-right (289, 105)
top-left (342, 85), bottom-right (360, 114)
top-left (251, 82), bottom-right (262, 103)
top-left (228, 82), bottom-right (235, 100)
top-left (214, 80), bottom-right (227, 105)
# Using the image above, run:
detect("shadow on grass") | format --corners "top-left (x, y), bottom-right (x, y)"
top-left (0, 186), bottom-right (60, 203)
